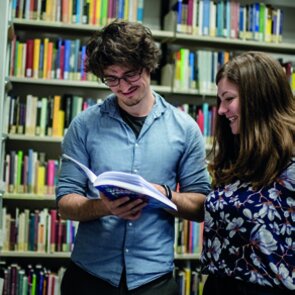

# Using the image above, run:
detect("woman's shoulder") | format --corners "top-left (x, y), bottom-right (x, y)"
top-left (276, 157), bottom-right (295, 192)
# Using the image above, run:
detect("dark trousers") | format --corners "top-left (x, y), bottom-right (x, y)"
top-left (203, 274), bottom-right (294, 295)
top-left (61, 262), bottom-right (179, 295)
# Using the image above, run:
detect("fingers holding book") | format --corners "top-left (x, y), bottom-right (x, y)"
top-left (100, 194), bottom-right (148, 221)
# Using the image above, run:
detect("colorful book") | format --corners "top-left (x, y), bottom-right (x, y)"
top-left (63, 154), bottom-right (177, 211)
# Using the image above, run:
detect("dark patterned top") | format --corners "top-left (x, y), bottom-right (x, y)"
top-left (201, 158), bottom-right (295, 290)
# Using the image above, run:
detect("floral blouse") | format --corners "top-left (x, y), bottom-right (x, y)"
top-left (201, 158), bottom-right (295, 290)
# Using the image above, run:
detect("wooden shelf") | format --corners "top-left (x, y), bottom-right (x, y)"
top-left (12, 18), bottom-right (295, 53)
top-left (174, 33), bottom-right (295, 54)
top-left (7, 133), bottom-right (63, 142)
top-left (12, 18), bottom-right (174, 40)
top-left (0, 251), bottom-right (70, 258)
top-left (175, 253), bottom-right (201, 260)
top-left (3, 193), bottom-right (55, 201)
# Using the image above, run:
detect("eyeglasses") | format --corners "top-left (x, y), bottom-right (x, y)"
top-left (102, 68), bottom-right (143, 87)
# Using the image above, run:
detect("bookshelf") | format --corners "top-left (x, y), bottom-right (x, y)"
top-left (1, 0), bottom-right (295, 294)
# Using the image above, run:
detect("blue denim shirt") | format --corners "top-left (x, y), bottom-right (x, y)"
top-left (56, 92), bottom-right (210, 289)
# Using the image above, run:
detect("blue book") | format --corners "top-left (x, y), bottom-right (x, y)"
top-left (64, 40), bottom-right (71, 80)
top-left (202, 0), bottom-right (210, 36)
top-left (172, 0), bottom-right (183, 33)
top-left (118, 0), bottom-right (125, 19)
top-left (137, 0), bottom-right (144, 23)
top-left (216, 0), bottom-right (224, 37)
top-left (63, 154), bottom-right (177, 211)
top-left (80, 45), bottom-right (86, 80)
top-left (189, 51), bottom-right (195, 89)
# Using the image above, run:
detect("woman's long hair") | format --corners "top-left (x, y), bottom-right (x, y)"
top-left (209, 51), bottom-right (295, 189)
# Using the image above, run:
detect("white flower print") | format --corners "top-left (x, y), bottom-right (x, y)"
top-left (251, 226), bottom-right (277, 255)
top-left (280, 222), bottom-right (292, 235)
top-left (206, 237), bottom-right (222, 261)
top-left (268, 188), bottom-right (281, 200)
top-left (269, 263), bottom-right (295, 290)
top-left (286, 197), bottom-right (295, 222)
top-left (223, 180), bottom-right (240, 197)
top-left (277, 160), bottom-right (295, 191)
top-left (226, 217), bottom-right (246, 238)
top-left (285, 237), bottom-right (295, 251)
top-left (243, 208), bottom-right (253, 219)
top-left (249, 271), bottom-right (271, 286)
top-left (257, 200), bottom-right (281, 221)
top-left (250, 252), bottom-right (262, 268)
top-left (204, 211), bottom-right (214, 232)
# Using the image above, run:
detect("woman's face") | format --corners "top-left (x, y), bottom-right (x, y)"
top-left (217, 78), bottom-right (240, 135)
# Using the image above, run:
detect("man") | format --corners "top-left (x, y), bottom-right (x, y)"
top-left (56, 20), bottom-right (210, 295)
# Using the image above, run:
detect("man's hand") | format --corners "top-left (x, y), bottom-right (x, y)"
top-left (100, 194), bottom-right (148, 221)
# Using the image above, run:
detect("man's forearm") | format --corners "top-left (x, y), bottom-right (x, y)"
top-left (171, 191), bottom-right (206, 222)
top-left (57, 193), bottom-right (110, 222)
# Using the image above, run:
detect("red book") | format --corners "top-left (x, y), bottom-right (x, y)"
top-left (26, 39), bottom-right (34, 77)
top-left (47, 160), bottom-right (55, 195)
top-left (9, 36), bottom-right (16, 76)
top-left (197, 108), bottom-right (204, 134)
top-left (50, 209), bottom-right (57, 252)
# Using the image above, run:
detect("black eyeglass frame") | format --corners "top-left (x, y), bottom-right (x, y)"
top-left (101, 68), bottom-right (143, 87)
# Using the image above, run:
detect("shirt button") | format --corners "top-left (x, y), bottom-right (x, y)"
top-left (133, 169), bottom-right (138, 173)
top-left (125, 248), bottom-right (129, 253)
top-left (129, 222), bottom-right (132, 226)
top-left (135, 143), bottom-right (139, 147)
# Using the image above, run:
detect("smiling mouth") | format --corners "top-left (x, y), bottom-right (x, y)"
top-left (123, 87), bottom-right (137, 96)
top-left (228, 117), bottom-right (237, 123)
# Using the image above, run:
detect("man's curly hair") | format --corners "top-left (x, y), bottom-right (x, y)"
top-left (85, 20), bottom-right (161, 79)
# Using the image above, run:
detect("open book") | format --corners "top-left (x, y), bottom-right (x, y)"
top-left (63, 154), bottom-right (177, 211)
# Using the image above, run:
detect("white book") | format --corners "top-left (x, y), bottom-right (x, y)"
top-left (63, 154), bottom-right (177, 211)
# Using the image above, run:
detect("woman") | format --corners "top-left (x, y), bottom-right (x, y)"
top-left (201, 52), bottom-right (295, 294)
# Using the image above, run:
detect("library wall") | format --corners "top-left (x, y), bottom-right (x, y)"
top-left (1, 0), bottom-right (295, 294)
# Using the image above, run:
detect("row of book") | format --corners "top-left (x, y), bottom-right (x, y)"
top-left (0, 263), bottom-right (205, 295)
top-left (9, 37), bottom-right (98, 81)
top-left (162, 49), bottom-right (295, 94)
top-left (175, 266), bottom-right (206, 295)
top-left (11, 0), bottom-right (145, 25)
top-left (4, 94), bottom-right (216, 146)
top-left (3, 150), bottom-right (60, 195)
top-left (1, 207), bottom-right (78, 253)
top-left (175, 218), bottom-right (203, 255)
top-left (1, 263), bottom-right (65, 295)
top-left (1, 206), bottom-right (203, 257)
top-left (4, 95), bottom-right (101, 138)
top-left (167, 0), bottom-right (283, 43)
top-left (172, 49), bottom-right (233, 93)
top-left (178, 103), bottom-right (217, 146)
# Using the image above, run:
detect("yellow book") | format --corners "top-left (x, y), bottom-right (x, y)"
top-left (52, 95), bottom-right (61, 137)
top-left (37, 165), bottom-right (46, 195)
top-left (68, 0), bottom-right (73, 23)
top-left (45, 0), bottom-right (52, 21)
top-left (33, 39), bottom-right (41, 79)
top-left (16, 43), bottom-right (23, 78)
top-left (291, 73), bottom-right (295, 92)
top-left (184, 267), bottom-right (191, 295)
top-left (57, 110), bottom-right (65, 137)
top-left (95, 0), bottom-right (101, 25)
top-left (265, 6), bottom-right (273, 43)
top-left (124, 0), bottom-right (129, 20)
top-left (174, 51), bottom-right (181, 90)
top-left (88, 0), bottom-right (94, 25)
top-left (43, 38), bottom-right (49, 79)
